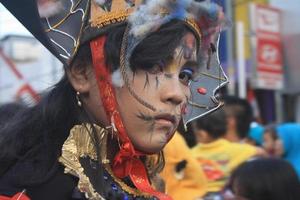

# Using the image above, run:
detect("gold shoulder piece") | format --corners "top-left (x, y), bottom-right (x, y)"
top-left (59, 124), bottom-right (107, 200)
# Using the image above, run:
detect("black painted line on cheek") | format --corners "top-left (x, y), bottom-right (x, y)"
top-left (148, 121), bottom-right (155, 143)
top-left (135, 111), bottom-right (156, 143)
top-left (143, 72), bottom-right (150, 90)
top-left (164, 73), bottom-right (173, 79)
top-left (136, 111), bottom-right (153, 122)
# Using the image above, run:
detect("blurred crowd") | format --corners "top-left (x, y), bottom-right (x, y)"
top-left (1, 95), bottom-right (300, 200)
top-left (160, 95), bottom-right (300, 200)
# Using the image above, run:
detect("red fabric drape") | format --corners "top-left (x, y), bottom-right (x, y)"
top-left (90, 37), bottom-right (172, 200)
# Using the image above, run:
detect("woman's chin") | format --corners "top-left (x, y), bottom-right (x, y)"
top-left (134, 145), bottom-right (164, 154)
top-left (134, 134), bottom-right (174, 154)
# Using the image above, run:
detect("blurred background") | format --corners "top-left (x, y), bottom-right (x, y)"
top-left (0, 0), bottom-right (300, 125)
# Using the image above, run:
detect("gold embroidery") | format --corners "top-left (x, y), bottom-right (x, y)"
top-left (91, 12), bottom-right (202, 41)
top-left (59, 124), bottom-right (106, 200)
top-left (91, 10), bottom-right (131, 28)
top-left (188, 100), bottom-right (224, 109)
top-left (103, 164), bottom-right (152, 198)
top-left (89, 0), bottom-right (202, 40)
top-left (199, 72), bottom-right (227, 81)
top-left (90, 0), bottom-right (142, 28)
top-left (188, 100), bottom-right (211, 109)
top-left (59, 123), bottom-right (152, 199)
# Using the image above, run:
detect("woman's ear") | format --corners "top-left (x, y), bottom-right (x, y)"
top-left (67, 66), bottom-right (93, 93)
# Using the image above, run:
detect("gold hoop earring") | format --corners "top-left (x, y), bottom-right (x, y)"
top-left (76, 91), bottom-right (82, 107)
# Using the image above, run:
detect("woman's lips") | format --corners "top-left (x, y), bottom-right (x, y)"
top-left (154, 114), bottom-right (176, 128)
top-left (155, 118), bottom-right (174, 127)
top-left (153, 114), bottom-right (178, 143)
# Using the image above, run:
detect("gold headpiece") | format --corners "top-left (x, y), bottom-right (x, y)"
top-left (90, 0), bottom-right (140, 28)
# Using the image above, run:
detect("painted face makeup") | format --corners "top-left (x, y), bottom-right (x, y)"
top-left (115, 32), bottom-right (198, 153)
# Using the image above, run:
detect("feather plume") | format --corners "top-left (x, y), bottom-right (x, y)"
top-left (94, 0), bottom-right (106, 6)
top-left (111, 69), bottom-right (124, 87)
top-left (128, 0), bottom-right (192, 38)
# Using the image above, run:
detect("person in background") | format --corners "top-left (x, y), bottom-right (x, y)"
top-left (274, 123), bottom-right (300, 178)
top-left (222, 96), bottom-right (266, 157)
top-left (225, 158), bottom-right (300, 200)
top-left (191, 108), bottom-right (258, 195)
top-left (262, 124), bottom-right (278, 156)
top-left (247, 122), bottom-right (264, 146)
top-left (160, 131), bottom-right (207, 200)
top-left (222, 95), bottom-right (253, 143)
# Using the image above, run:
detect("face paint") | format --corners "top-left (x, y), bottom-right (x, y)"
top-left (115, 32), bottom-right (199, 153)
top-left (143, 72), bottom-right (150, 89)
top-left (164, 32), bottom-right (197, 76)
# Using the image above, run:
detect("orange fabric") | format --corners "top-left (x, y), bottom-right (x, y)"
top-left (161, 132), bottom-right (207, 200)
top-left (90, 37), bottom-right (172, 200)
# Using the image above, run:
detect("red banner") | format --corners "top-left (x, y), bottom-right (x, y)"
top-left (249, 4), bottom-right (283, 90)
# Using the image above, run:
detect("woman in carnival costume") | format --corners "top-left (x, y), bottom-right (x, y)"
top-left (0, 0), bottom-right (228, 199)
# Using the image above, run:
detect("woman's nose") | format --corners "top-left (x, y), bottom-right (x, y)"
top-left (160, 79), bottom-right (187, 106)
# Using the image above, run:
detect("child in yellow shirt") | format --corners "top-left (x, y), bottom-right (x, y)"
top-left (191, 109), bottom-right (257, 193)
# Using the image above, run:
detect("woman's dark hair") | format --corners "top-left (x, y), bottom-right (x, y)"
top-left (105, 19), bottom-right (194, 72)
top-left (228, 158), bottom-right (300, 200)
top-left (0, 20), bottom-right (195, 187)
top-left (0, 76), bottom-right (79, 185)
top-left (0, 102), bottom-right (27, 127)
top-left (193, 108), bottom-right (227, 139)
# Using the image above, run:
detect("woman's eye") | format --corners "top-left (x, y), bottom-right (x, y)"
top-left (179, 68), bottom-right (194, 85)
